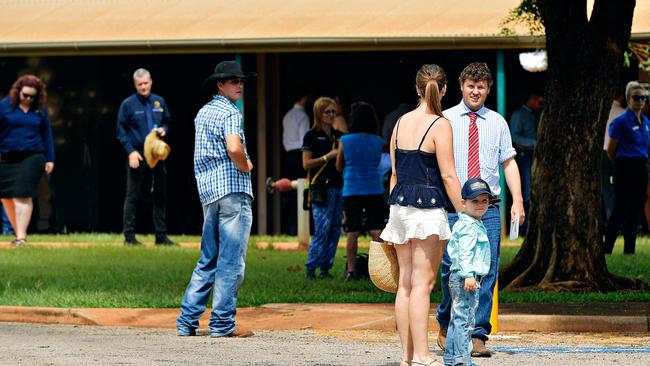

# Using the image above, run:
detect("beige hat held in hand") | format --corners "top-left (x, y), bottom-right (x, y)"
top-left (144, 130), bottom-right (171, 168)
top-left (368, 241), bottom-right (399, 293)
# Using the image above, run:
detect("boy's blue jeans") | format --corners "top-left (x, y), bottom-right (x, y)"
top-left (444, 272), bottom-right (480, 366)
top-left (305, 188), bottom-right (343, 273)
top-left (177, 193), bottom-right (252, 336)
top-left (437, 205), bottom-right (500, 340)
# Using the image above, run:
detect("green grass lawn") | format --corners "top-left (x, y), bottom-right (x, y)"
top-left (0, 234), bottom-right (648, 308)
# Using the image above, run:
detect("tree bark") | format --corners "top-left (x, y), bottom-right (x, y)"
top-left (500, 0), bottom-right (646, 291)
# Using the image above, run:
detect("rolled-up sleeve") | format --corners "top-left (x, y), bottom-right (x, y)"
top-left (499, 122), bottom-right (517, 164)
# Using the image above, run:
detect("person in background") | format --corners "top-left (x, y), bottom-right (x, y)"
top-left (281, 88), bottom-right (311, 235)
top-left (382, 101), bottom-right (412, 149)
top-left (602, 90), bottom-right (626, 229)
top-left (333, 95), bottom-right (349, 133)
top-left (0, 74), bottom-right (54, 246)
top-left (335, 102), bottom-right (385, 280)
top-left (510, 91), bottom-right (544, 235)
top-left (604, 81), bottom-right (650, 254)
top-left (302, 97), bottom-right (343, 280)
top-left (116, 68), bottom-right (174, 246)
top-left (642, 98), bottom-right (650, 235)
top-left (1, 204), bottom-right (15, 235)
top-left (380, 64), bottom-right (463, 366)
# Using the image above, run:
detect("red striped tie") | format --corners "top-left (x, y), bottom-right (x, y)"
top-left (467, 112), bottom-right (480, 179)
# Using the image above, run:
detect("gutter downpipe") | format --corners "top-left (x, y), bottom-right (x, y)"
top-left (496, 50), bottom-right (507, 235)
top-left (492, 49), bottom-right (507, 334)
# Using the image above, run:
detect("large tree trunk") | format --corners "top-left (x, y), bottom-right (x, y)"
top-left (500, 0), bottom-right (646, 291)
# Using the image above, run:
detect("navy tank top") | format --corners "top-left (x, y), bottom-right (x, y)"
top-left (386, 116), bottom-right (451, 210)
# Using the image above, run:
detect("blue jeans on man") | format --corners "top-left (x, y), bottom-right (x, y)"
top-left (444, 272), bottom-right (480, 366)
top-left (305, 188), bottom-right (343, 274)
top-left (437, 205), bottom-right (500, 340)
top-left (177, 193), bottom-right (252, 336)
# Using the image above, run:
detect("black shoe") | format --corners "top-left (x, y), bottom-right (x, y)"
top-left (155, 237), bottom-right (177, 246)
top-left (305, 270), bottom-right (316, 279)
top-left (319, 270), bottom-right (333, 279)
top-left (124, 238), bottom-right (144, 246)
top-left (177, 328), bottom-right (196, 337)
top-left (344, 271), bottom-right (358, 281)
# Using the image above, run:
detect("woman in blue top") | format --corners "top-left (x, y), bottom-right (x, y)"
top-left (335, 102), bottom-right (386, 280)
top-left (604, 81), bottom-right (650, 254)
top-left (0, 75), bottom-right (55, 246)
top-left (380, 64), bottom-right (463, 366)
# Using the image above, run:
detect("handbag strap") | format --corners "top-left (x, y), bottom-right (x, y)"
top-left (306, 139), bottom-right (335, 188)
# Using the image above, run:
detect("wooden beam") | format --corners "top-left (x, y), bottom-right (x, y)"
top-left (271, 54), bottom-right (282, 234)
top-left (256, 53), bottom-right (268, 235)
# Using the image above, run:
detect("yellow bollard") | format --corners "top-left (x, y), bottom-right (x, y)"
top-left (490, 280), bottom-right (498, 334)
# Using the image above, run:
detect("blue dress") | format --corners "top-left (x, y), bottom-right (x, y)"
top-left (387, 116), bottom-right (451, 210)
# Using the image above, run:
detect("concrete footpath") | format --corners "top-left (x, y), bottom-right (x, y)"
top-left (1, 302), bottom-right (648, 333)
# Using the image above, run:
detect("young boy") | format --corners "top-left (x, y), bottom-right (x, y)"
top-left (444, 178), bottom-right (496, 366)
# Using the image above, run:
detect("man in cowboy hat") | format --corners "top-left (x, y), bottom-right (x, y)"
top-left (177, 60), bottom-right (256, 338)
top-left (116, 68), bottom-right (175, 246)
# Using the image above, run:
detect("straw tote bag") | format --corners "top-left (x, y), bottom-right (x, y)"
top-left (368, 241), bottom-right (399, 293)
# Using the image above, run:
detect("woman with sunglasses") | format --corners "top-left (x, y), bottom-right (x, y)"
top-left (0, 74), bottom-right (55, 246)
top-left (302, 96), bottom-right (343, 279)
top-left (604, 81), bottom-right (650, 254)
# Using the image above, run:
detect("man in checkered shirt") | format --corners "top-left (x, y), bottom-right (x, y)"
top-left (177, 61), bottom-right (256, 338)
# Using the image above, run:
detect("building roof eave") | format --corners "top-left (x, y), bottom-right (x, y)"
top-left (0, 35), bottom-right (547, 57)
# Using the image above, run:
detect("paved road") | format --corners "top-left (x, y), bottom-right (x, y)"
top-left (1, 323), bottom-right (649, 366)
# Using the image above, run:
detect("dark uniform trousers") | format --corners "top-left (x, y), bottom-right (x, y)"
top-left (123, 159), bottom-right (167, 241)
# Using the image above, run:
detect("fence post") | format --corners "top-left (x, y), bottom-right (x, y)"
top-left (295, 178), bottom-right (310, 249)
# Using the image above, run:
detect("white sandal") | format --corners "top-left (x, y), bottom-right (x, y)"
top-left (410, 360), bottom-right (442, 366)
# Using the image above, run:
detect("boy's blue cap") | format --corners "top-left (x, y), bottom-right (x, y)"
top-left (462, 178), bottom-right (499, 202)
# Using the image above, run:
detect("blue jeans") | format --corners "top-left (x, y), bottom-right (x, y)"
top-left (177, 193), bottom-right (253, 336)
top-left (1, 205), bottom-right (14, 235)
top-left (437, 205), bottom-right (500, 340)
top-left (444, 272), bottom-right (479, 366)
top-left (305, 188), bottom-right (343, 272)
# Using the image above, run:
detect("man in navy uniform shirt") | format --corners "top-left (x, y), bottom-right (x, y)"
top-left (116, 68), bottom-right (174, 246)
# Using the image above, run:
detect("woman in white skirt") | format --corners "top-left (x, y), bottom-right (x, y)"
top-left (380, 64), bottom-right (462, 366)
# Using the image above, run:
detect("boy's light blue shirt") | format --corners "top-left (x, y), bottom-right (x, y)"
top-left (447, 212), bottom-right (491, 278)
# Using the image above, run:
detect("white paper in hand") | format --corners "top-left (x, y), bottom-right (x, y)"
top-left (509, 213), bottom-right (520, 240)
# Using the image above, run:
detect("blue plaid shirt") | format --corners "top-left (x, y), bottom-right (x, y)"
top-left (444, 101), bottom-right (516, 196)
top-left (194, 95), bottom-right (253, 205)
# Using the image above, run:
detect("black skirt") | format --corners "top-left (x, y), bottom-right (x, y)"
top-left (0, 151), bottom-right (46, 198)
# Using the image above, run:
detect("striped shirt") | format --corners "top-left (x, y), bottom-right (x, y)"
top-left (194, 95), bottom-right (253, 205)
top-left (444, 101), bottom-right (516, 195)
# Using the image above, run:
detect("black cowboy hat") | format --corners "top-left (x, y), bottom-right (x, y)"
top-left (202, 61), bottom-right (257, 92)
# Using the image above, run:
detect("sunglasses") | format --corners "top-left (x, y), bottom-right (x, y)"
top-left (631, 95), bottom-right (648, 102)
top-left (323, 109), bottom-right (337, 115)
top-left (227, 78), bottom-right (245, 85)
top-left (21, 92), bottom-right (37, 99)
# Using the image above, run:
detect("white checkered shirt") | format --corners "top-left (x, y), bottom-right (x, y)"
top-left (444, 101), bottom-right (516, 196)
top-left (194, 95), bottom-right (253, 205)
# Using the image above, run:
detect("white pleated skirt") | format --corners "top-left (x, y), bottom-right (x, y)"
top-left (380, 205), bottom-right (451, 244)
